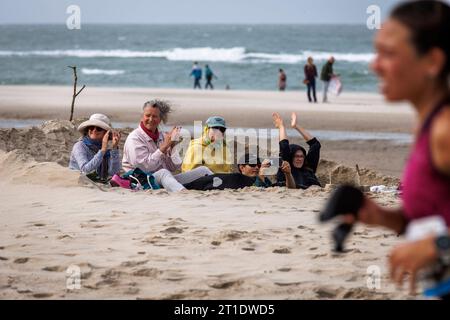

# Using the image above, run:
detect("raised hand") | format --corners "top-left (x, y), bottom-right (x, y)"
top-left (170, 126), bottom-right (182, 146)
top-left (102, 130), bottom-right (110, 152)
top-left (272, 112), bottom-right (284, 128)
top-left (291, 112), bottom-right (298, 128)
top-left (112, 130), bottom-right (121, 149)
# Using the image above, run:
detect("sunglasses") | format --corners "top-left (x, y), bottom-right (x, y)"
top-left (210, 126), bottom-right (226, 133)
top-left (88, 126), bottom-right (106, 132)
top-left (246, 163), bottom-right (261, 168)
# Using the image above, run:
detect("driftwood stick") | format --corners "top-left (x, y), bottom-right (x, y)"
top-left (75, 84), bottom-right (86, 97)
top-left (68, 66), bottom-right (85, 121)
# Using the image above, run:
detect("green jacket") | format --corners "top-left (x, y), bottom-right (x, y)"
top-left (320, 62), bottom-right (333, 81)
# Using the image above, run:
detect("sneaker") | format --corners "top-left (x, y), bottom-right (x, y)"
top-left (110, 174), bottom-right (131, 189)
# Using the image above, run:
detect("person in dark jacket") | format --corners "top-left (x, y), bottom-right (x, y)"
top-left (272, 112), bottom-right (321, 189)
top-left (190, 62), bottom-right (202, 89)
top-left (304, 57), bottom-right (318, 103)
top-left (278, 69), bottom-right (287, 91)
top-left (320, 56), bottom-right (335, 102)
top-left (183, 154), bottom-right (295, 190)
top-left (204, 64), bottom-right (217, 89)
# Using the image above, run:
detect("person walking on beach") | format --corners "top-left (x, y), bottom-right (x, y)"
top-left (278, 69), bottom-right (287, 91)
top-left (122, 100), bottom-right (212, 192)
top-left (190, 62), bottom-right (202, 89)
top-left (304, 57), bottom-right (318, 103)
top-left (204, 64), bottom-right (217, 90)
top-left (334, 0), bottom-right (450, 297)
top-left (69, 113), bottom-right (121, 183)
top-left (320, 56), bottom-right (335, 102)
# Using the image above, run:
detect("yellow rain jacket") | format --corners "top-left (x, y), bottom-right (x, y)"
top-left (182, 127), bottom-right (233, 173)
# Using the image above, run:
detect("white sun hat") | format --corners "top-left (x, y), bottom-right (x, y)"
top-left (77, 113), bottom-right (112, 133)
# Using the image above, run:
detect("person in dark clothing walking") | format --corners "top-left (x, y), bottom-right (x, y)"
top-left (278, 69), bottom-right (287, 91)
top-left (204, 64), bottom-right (217, 90)
top-left (272, 112), bottom-right (321, 189)
top-left (320, 56), bottom-right (335, 102)
top-left (304, 57), bottom-right (318, 103)
top-left (190, 62), bottom-right (202, 89)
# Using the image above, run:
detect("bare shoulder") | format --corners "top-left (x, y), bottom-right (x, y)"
top-left (432, 106), bottom-right (450, 138)
top-left (430, 106), bottom-right (450, 175)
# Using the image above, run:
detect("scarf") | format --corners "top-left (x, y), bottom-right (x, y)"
top-left (82, 136), bottom-right (110, 181)
top-left (140, 122), bottom-right (159, 142)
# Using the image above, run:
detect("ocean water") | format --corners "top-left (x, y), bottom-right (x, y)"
top-left (0, 24), bottom-right (378, 91)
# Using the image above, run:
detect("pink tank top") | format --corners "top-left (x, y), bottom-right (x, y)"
top-left (401, 99), bottom-right (450, 226)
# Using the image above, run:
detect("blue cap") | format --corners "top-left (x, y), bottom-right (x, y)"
top-left (205, 116), bottom-right (226, 129)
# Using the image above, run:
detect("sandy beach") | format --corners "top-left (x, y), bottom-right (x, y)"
top-left (0, 85), bottom-right (418, 299)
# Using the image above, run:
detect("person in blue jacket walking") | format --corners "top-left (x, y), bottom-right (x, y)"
top-left (190, 62), bottom-right (202, 89)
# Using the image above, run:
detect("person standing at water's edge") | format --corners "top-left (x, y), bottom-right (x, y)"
top-left (190, 62), bottom-right (202, 89)
top-left (320, 56), bottom-right (335, 102)
top-left (204, 64), bottom-right (217, 90)
top-left (304, 57), bottom-right (318, 103)
top-left (278, 69), bottom-right (287, 91)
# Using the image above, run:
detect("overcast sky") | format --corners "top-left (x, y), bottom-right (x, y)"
top-left (0, 0), bottom-right (406, 24)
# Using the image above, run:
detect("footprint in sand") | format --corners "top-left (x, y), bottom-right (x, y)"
top-left (57, 234), bottom-right (73, 240)
top-left (314, 286), bottom-right (339, 299)
top-left (120, 260), bottom-right (148, 268)
top-left (33, 223), bottom-right (46, 227)
top-left (277, 267), bottom-right (291, 272)
top-left (297, 225), bottom-right (313, 232)
top-left (208, 280), bottom-right (243, 290)
top-left (164, 270), bottom-right (186, 282)
top-left (163, 218), bottom-right (187, 226)
top-left (274, 281), bottom-right (302, 286)
top-left (31, 202), bottom-right (45, 208)
top-left (14, 257), bottom-right (29, 264)
top-left (80, 222), bottom-right (105, 229)
top-left (132, 268), bottom-right (161, 277)
top-left (220, 230), bottom-right (248, 241)
top-left (161, 227), bottom-right (184, 234)
top-left (96, 269), bottom-right (123, 287)
top-left (42, 266), bottom-right (65, 272)
top-left (272, 247), bottom-right (291, 254)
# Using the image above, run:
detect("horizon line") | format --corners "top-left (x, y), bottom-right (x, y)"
top-left (0, 22), bottom-right (371, 26)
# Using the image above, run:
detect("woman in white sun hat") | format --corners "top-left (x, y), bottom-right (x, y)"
top-left (69, 113), bottom-right (121, 182)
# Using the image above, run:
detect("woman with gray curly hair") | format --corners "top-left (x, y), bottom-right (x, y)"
top-left (122, 99), bottom-right (212, 192)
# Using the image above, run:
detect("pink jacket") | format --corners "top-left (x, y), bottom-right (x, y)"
top-left (122, 126), bottom-right (182, 173)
